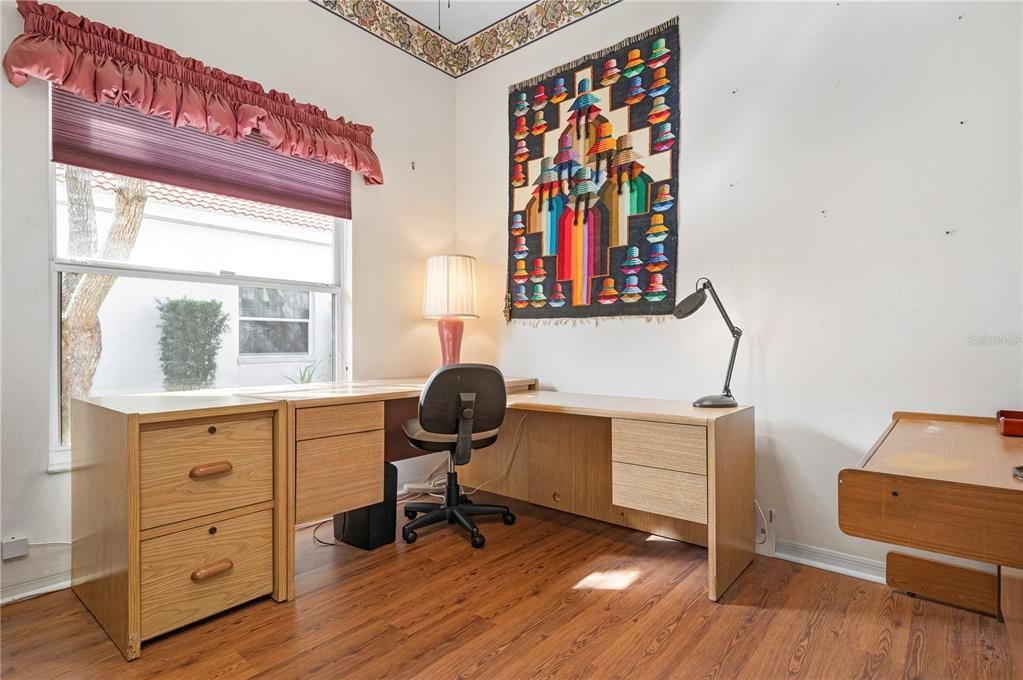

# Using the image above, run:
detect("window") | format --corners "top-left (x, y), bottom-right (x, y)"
top-left (239, 287), bottom-right (311, 355)
top-left (53, 164), bottom-right (348, 447)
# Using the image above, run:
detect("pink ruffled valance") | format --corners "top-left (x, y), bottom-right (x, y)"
top-left (2, 0), bottom-right (383, 185)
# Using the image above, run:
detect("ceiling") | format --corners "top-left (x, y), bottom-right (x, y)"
top-left (388, 0), bottom-right (534, 43)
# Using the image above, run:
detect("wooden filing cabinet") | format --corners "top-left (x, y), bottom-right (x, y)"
top-left (71, 397), bottom-right (288, 661)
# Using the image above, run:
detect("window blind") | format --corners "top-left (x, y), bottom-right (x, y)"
top-left (51, 88), bottom-right (352, 219)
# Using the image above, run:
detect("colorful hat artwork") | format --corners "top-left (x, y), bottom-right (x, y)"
top-left (620, 275), bottom-right (643, 303)
top-left (530, 257), bottom-right (547, 282)
top-left (570, 167), bottom-right (598, 225)
top-left (647, 96), bottom-right (671, 125)
top-left (568, 78), bottom-right (601, 139)
top-left (550, 77), bottom-right (569, 103)
top-left (623, 48), bottom-right (645, 78)
top-left (514, 116), bottom-right (529, 140)
top-left (597, 277), bottom-right (619, 305)
top-left (645, 213), bottom-right (668, 243)
top-left (647, 37), bottom-right (671, 69)
top-left (624, 76), bottom-right (646, 105)
top-left (649, 67), bottom-right (671, 97)
top-left (513, 235), bottom-right (529, 259)
top-left (511, 163), bottom-right (526, 187)
top-left (652, 184), bottom-right (674, 212)
top-left (531, 110), bottom-right (548, 136)
top-left (513, 139), bottom-right (529, 163)
top-left (621, 245), bottom-right (643, 275)
top-left (644, 273), bottom-right (668, 302)
top-left (533, 85), bottom-right (547, 111)
top-left (510, 213), bottom-right (525, 236)
top-left (600, 58), bottom-right (621, 87)
top-left (512, 259), bottom-right (529, 285)
top-left (533, 157), bottom-right (560, 213)
top-left (513, 284), bottom-right (530, 309)
top-left (513, 92), bottom-right (529, 117)
top-left (653, 123), bottom-right (675, 152)
top-left (646, 243), bottom-right (669, 272)
top-left (530, 283), bottom-right (548, 308)
top-left (553, 134), bottom-right (581, 165)
top-left (549, 282), bottom-right (567, 307)
top-left (612, 133), bottom-right (644, 194)
top-left (587, 122), bottom-right (616, 157)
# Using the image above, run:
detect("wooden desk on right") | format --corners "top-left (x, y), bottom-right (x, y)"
top-left (461, 391), bottom-right (756, 602)
top-left (838, 412), bottom-right (1023, 664)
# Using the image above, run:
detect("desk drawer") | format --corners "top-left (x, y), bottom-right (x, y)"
top-left (140, 509), bottom-right (273, 640)
top-left (612, 419), bottom-right (706, 475)
top-left (612, 462), bottom-right (707, 523)
top-left (296, 401), bottom-right (384, 441)
top-left (140, 417), bottom-right (273, 530)
top-left (296, 430), bottom-right (384, 524)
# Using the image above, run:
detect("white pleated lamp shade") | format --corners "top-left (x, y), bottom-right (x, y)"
top-left (423, 254), bottom-right (478, 319)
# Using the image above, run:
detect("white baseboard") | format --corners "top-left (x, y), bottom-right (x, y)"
top-left (1, 543), bottom-right (72, 605)
top-left (762, 539), bottom-right (886, 584)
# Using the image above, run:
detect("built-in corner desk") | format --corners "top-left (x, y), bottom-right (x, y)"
top-left (72, 377), bottom-right (755, 659)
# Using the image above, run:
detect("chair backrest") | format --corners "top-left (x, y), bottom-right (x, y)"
top-left (418, 363), bottom-right (506, 435)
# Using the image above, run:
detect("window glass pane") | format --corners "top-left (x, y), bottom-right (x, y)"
top-left (54, 164), bottom-right (335, 284)
top-left (59, 274), bottom-right (333, 444)
top-left (240, 321), bottom-right (309, 354)
top-left (239, 287), bottom-right (310, 320)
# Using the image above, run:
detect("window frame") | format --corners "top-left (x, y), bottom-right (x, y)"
top-left (47, 161), bottom-right (350, 472)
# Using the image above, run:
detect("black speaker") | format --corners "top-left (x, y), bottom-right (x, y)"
top-left (333, 462), bottom-right (397, 550)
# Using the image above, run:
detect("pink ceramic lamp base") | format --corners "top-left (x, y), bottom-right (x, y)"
top-left (437, 317), bottom-right (464, 366)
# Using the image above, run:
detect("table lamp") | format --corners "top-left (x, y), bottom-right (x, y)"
top-left (423, 254), bottom-right (478, 366)
top-left (673, 277), bottom-right (742, 408)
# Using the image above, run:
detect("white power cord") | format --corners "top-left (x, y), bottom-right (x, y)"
top-left (753, 499), bottom-right (768, 545)
top-left (461, 413), bottom-right (529, 495)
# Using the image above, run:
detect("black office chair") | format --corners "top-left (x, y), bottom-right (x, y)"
top-left (401, 364), bottom-right (515, 548)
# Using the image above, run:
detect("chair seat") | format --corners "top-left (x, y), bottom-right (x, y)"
top-left (402, 418), bottom-right (499, 453)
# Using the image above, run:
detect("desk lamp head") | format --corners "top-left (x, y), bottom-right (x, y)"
top-left (673, 278), bottom-right (742, 408)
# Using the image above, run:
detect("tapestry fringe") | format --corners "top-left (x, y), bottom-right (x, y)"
top-left (508, 16), bottom-right (679, 92)
top-left (508, 314), bottom-right (672, 327)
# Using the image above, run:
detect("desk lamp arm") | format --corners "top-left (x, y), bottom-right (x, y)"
top-left (701, 279), bottom-right (742, 398)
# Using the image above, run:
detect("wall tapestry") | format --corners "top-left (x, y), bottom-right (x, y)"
top-left (505, 18), bottom-right (679, 321)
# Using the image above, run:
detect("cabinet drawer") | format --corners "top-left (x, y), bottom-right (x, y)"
top-left (140, 509), bottom-right (273, 640)
top-left (296, 430), bottom-right (384, 524)
top-left (140, 416), bottom-right (274, 530)
top-left (296, 401), bottom-right (384, 441)
top-left (612, 462), bottom-right (707, 523)
top-left (612, 419), bottom-right (706, 475)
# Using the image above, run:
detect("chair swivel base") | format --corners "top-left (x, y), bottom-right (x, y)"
top-left (401, 473), bottom-right (515, 549)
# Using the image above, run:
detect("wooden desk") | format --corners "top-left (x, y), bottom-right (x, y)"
top-left (838, 412), bottom-right (1023, 660)
top-left (73, 378), bottom-right (756, 658)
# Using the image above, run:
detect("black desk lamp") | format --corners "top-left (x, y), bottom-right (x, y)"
top-left (673, 278), bottom-right (742, 408)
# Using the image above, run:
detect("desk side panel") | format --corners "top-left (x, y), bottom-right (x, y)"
top-left (1001, 566), bottom-right (1023, 671)
top-left (707, 406), bottom-right (756, 601)
top-left (838, 469), bottom-right (1023, 569)
top-left (71, 400), bottom-right (139, 660)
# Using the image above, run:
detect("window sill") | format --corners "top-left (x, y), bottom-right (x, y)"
top-left (237, 354), bottom-right (316, 365)
top-left (48, 446), bottom-right (71, 474)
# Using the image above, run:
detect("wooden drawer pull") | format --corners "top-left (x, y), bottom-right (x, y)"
top-left (190, 558), bottom-right (234, 582)
top-left (188, 461), bottom-right (233, 479)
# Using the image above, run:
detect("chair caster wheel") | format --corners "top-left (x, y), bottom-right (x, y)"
top-left (471, 533), bottom-right (486, 549)
top-left (503, 512), bottom-right (516, 526)
top-left (404, 509), bottom-right (417, 520)
top-left (403, 529), bottom-right (417, 544)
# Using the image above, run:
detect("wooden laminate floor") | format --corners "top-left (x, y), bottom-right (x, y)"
top-left (1, 494), bottom-right (1015, 680)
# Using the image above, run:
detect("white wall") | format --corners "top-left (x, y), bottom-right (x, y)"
top-left (1, 0), bottom-right (456, 599)
top-left (454, 1), bottom-right (1023, 564)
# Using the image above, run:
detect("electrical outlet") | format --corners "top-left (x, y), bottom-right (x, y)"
top-left (2, 537), bottom-right (28, 560)
top-left (765, 509), bottom-right (776, 555)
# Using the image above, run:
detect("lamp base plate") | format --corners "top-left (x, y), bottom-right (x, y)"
top-left (693, 393), bottom-right (738, 408)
